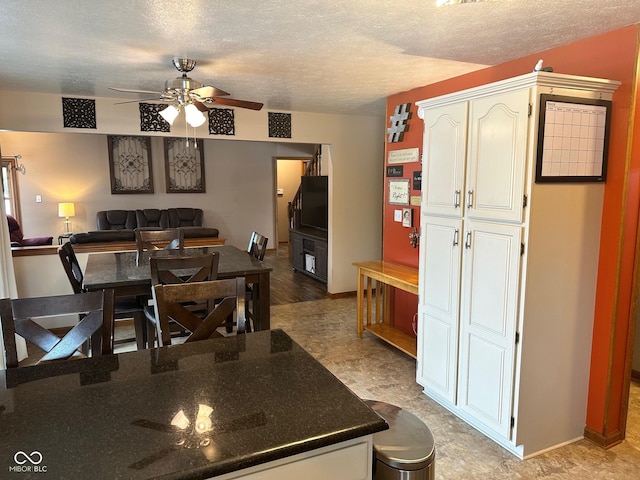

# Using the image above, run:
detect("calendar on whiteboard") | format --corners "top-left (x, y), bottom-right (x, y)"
top-left (535, 94), bottom-right (612, 183)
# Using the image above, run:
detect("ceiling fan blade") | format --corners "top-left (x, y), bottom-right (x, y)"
top-left (191, 85), bottom-right (231, 98)
top-left (207, 97), bottom-right (264, 111)
top-left (114, 98), bottom-right (166, 105)
top-left (109, 87), bottom-right (163, 95)
top-left (194, 101), bottom-right (210, 113)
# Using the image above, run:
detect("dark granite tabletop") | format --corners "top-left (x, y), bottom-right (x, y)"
top-left (83, 245), bottom-right (272, 291)
top-left (0, 329), bottom-right (387, 479)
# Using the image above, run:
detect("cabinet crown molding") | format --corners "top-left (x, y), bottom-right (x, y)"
top-left (416, 71), bottom-right (621, 119)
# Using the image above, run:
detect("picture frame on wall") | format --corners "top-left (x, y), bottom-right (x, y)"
top-left (164, 137), bottom-right (206, 193)
top-left (402, 207), bottom-right (413, 228)
top-left (107, 135), bottom-right (154, 194)
top-left (388, 179), bottom-right (410, 205)
top-left (535, 94), bottom-right (612, 183)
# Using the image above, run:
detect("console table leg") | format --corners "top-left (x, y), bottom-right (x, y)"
top-left (357, 270), bottom-right (364, 338)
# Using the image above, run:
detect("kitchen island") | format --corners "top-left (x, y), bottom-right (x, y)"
top-left (0, 329), bottom-right (387, 479)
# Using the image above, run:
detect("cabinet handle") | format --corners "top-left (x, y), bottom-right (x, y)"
top-left (467, 190), bottom-right (474, 209)
top-left (453, 229), bottom-right (459, 246)
top-left (454, 190), bottom-right (461, 208)
top-left (465, 231), bottom-right (472, 249)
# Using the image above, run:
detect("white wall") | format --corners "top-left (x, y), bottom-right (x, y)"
top-left (0, 90), bottom-right (385, 294)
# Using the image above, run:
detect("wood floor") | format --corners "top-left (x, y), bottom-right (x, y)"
top-left (263, 243), bottom-right (327, 305)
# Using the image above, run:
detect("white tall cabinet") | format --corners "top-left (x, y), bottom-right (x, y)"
top-left (416, 72), bottom-right (620, 458)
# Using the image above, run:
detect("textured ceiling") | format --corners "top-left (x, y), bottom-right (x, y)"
top-left (0, 0), bottom-right (639, 116)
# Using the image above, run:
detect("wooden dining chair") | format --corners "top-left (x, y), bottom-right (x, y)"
top-left (58, 242), bottom-right (146, 349)
top-left (245, 231), bottom-right (268, 332)
top-left (135, 228), bottom-right (184, 255)
top-left (0, 290), bottom-right (115, 368)
top-left (144, 252), bottom-right (220, 348)
top-left (152, 278), bottom-right (246, 346)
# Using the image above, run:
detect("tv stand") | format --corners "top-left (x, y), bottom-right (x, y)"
top-left (289, 228), bottom-right (328, 284)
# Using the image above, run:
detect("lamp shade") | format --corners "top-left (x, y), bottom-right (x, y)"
top-left (159, 105), bottom-right (180, 125)
top-left (58, 202), bottom-right (75, 218)
top-left (184, 103), bottom-right (206, 128)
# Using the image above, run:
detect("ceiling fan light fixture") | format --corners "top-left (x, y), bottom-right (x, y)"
top-left (159, 105), bottom-right (180, 125)
top-left (185, 103), bottom-right (206, 128)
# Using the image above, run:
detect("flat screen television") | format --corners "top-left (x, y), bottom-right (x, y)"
top-left (300, 175), bottom-right (328, 231)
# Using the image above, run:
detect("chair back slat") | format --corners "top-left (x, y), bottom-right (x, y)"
top-left (150, 253), bottom-right (219, 286)
top-left (39, 311), bottom-right (103, 363)
top-left (153, 278), bottom-right (246, 346)
top-left (145, 253), bottom-right (221, 347)
top-left (135, 228), bottom-right (184, 253)
top-left (0, 290), bottom-right (115, 368)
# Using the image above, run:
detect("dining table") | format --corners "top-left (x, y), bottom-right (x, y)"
top-left (82, 244), bottom-right (272, 331)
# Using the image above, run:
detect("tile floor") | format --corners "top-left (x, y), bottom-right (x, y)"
top-left (270, 296), bottom-right (640, 479)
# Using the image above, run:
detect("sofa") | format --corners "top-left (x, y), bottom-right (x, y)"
top-left (69, 208), bottom-right (219, 244)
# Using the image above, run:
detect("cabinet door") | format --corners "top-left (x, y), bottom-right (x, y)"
top-left (422, 102), bottom-right (468, 217)
top-left (466, 89), bottom-right (529, 223)
top-left (314, 240), bottom-right (328, 282)
top-left (417, 216), bottom-right (462, 404)
top-left (457, 220), bottom-right (521, 440)
top-left (290, 233), bottom-right (304, 270)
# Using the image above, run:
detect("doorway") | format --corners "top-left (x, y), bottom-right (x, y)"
top-left (274, 158), bottom-right (308, 246)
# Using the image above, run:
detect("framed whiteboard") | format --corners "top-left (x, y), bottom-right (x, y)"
top-left (535, 94), bottom-right (612, 183)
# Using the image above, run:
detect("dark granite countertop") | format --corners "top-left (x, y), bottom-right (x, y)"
top-left (0, 329), bottom-right (387, 479)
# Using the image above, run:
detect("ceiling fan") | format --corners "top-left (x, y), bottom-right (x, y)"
top-left (109, 57), bottom-right (263, 127)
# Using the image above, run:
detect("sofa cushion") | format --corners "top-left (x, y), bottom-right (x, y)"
top-left (6, 214), bottom-right (22, 243)
top-left (19, 237), bottom-right (54, 246)
top-left (136, 209), bottom-right (168, 229)
top-left (97, 210), bottom-right (137, 230)
top-left (167, 208), bottom-right (204, 228)
top-left (70, 230), bottom-right (136, 244)
top-left (178, 227), bottom-right (219, 238)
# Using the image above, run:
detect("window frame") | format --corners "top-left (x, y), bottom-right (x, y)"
top-left (1, 157), bottom-right (22, 224)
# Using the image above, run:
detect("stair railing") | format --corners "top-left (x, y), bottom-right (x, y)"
top-left (288, 145), bottom-right (322, 229)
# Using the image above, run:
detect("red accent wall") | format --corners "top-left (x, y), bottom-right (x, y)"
top-left (383, 25), bottom-right (640, 440)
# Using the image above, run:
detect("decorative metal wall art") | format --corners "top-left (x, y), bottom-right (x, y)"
top-left (62, 98), bottom-right (97, 129)
top-left (140, 103), bottom-right (171, 132)
top-left (164, 137), bottom-right (205, 193)
top-left (208, 108), bottom-right (235, 135)
top-left (107, 136), bottom-right (154, 194)
top-left (268, 112), bottom-right (292, 138)
top-left (387, 103), bottom-right (411, 143)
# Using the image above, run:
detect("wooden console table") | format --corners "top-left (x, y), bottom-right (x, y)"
top-left (353, 260), bottom-right (419, 358)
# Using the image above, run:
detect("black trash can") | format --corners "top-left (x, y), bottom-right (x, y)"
top-left (365, 400), bottom-right (436, 480)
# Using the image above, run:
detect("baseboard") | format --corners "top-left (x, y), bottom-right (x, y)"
top-left (631, 369), bottom-right (640, 382)
top-left (328, 291), bottom-right (356, 299)
top-left (583, 426), bottom-right (624, 449)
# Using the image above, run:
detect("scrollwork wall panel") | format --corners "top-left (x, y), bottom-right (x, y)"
top-left (107, 136), bottom-right (154, 194)
top-left (164, 138), bottom-right (205, 193)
